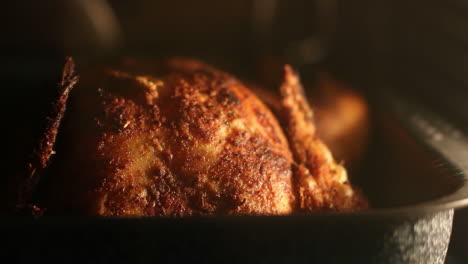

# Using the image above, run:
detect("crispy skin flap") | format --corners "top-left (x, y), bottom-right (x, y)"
top-left (15, 57), bottom-right (78, 215)
top-left (279, 65), bottom-right (368, 211)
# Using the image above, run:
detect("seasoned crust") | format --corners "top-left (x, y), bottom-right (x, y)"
top-left (279, 66), bottom-right (368, 210)
top-left (47, 58), bottom-right (295, 216)
top-left (39, 58), bottom-right (368, 216)
top-left (15, 57), bottom-right (78, 216)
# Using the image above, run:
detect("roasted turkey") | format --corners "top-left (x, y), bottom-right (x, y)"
top-left (19, 58), bottom-right (368, 216)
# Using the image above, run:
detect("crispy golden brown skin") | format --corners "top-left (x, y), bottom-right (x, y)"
top-left (252, 72), bottom-right (370, 174)
top-left (44, 58), bottom-right (367, 216)
top-left (279, 66), bottom-right (368, 211)
top-left (48, 58), bottom-right (295, 216)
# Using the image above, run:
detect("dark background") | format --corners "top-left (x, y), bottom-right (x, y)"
top-left (1, 0), bottom-right (467, 262)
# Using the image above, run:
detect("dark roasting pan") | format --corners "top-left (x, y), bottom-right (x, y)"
top-left (1, 58), bottom-right (468, 264)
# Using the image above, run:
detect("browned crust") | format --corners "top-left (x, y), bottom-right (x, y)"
top-left (15, 57), bottom-right (78, 215)
top-left (251, 72), bottom-right (370, 174)
top-left (47, 58), bottom-right (295, 216)
top-left (279, 66), bottom-right (368, 211)
top-left (27, 58), bottom-right (367, 216)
